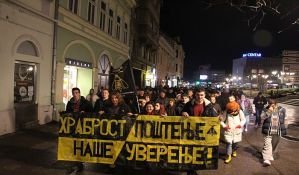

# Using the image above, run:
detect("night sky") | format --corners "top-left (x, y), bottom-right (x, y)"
top-left (160, 0), bottom-right (299, 80)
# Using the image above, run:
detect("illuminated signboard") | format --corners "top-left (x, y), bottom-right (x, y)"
top-left (65, 58), bottom-right (92, 69)
top-left (242, 53), bottom-right (262, 58)
top-left (200, 75), bottom-right (208, 80)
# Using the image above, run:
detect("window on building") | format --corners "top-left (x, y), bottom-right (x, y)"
top-left (99, 1), bottom-right (106, 31)
top-left (124, 23), bottom-right (128, 44)
top-left (87, 0), bottom-right (95, 24)
top-left (17, 41), bottom-right (39, 56)
top-left (108, 9), bottom-right (114, 36)
top-left (98, 54), bottom-right (110, 88)
top-left (116, 16), bottom-right (121, 40)
top-left (124, 22), bottom-right (128, 44)
top-left (68, 0), bottom-right (79, 14)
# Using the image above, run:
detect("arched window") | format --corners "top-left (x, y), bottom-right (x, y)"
top-left (17, 41), bottom-right (39, 56)
top-left (98, 54), bottom-right (110, 88)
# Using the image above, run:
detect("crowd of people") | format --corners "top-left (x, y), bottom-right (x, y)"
top-left (65, 86), bottom-right (288, 174)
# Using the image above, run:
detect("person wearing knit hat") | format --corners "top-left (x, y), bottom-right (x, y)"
top-left (220, 101), bottom-right (246, 164)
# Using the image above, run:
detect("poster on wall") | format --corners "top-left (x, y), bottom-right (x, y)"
top-left (14, 62), bottom-right (35, 103)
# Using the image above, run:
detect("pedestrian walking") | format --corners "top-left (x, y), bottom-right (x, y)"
top-left (237, 94), bottom-right (253, 132)
top-left (261, 99), bottom-right (287, 166)
top-left (221, 101), bottom-right (246, 164)
top-left (253, 92), bottom-right (267, 127)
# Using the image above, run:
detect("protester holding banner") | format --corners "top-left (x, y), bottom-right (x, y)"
top-left (260, 99), bottom-right (287, 166)
top-left (176, 93), bottom-right (190, 115)
top-left (220, 101), bottom-right (246, 164)
top-left (181, 88), bottom-right (218, 117)
top-left (65, 87), bottom-right (93, 174)
top-left (104, 91), bottom-right (132, 116)
top-left (66, 87), bottom-right (93, 113)
top-left (143, 102), bottom-right (156, 115)
top-left (181, 88), bottom-right (218, 175)
top-left (94, 88), bottom-right (110, 114)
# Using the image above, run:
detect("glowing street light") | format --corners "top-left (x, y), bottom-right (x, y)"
top-left (271, 71), bottom-right (277, 75)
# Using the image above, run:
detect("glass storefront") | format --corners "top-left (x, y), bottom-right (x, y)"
top-left (63, 66), bottom-right (92, 105)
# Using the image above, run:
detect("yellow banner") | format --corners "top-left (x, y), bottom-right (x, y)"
top-left (126, 115), bottom-right (220, 145)
top-left (57, 113), bottom-right (220, 170)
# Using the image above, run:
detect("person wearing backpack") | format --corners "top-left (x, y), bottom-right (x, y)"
top-left (220, 101), bottom-right (246, 164)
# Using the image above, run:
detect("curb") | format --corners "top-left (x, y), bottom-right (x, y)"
top-left (282, 135), bottom-right (299, 142)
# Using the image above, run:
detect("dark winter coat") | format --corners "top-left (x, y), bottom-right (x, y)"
top-left (182, 98), bottom-right (218, 117)
top-left (66, 96), bottom-right (93, 113)
top-left (93, 98), bottom-right (110, 113)
top-left (261, 106), bottom-right (287, 136)
top-left (253, 96), bottom-right (267, 110)
top-left (104, 103), bottom-right (131, 116)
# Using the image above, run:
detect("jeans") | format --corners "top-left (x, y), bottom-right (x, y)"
top-left (244, 114), bottom-right (250, 130)
top-left (226, 142), bottom-right (238, 155)
top-left (255, 109), bottom-right (263, 125)
top-left (262, 135), bottom-right (280, 160)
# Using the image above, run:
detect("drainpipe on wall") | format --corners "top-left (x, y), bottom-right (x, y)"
top-left (51, 0), bottom-right (59, 121)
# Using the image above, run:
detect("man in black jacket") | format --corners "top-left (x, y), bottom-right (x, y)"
top-left (253, 92), bottom-right (267, 127)
top-left (65, 87), bottom-right (92, 174)
top-left (66, 87), bottom-right (93, 113)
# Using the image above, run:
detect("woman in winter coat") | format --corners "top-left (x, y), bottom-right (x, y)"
top-left (220, 101), bottom-right (246, 164)
top-left (237, 94), bottom-right (253, 132)
top-left (104, 92), bottom-right (132, 116)
top-left (261, 99), bottom-right (287, 166)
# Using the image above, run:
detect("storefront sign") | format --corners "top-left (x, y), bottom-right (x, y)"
top-left (65, 58), bottom-right (92, 69)
top-left (58, 113), bottom-right (220, 170)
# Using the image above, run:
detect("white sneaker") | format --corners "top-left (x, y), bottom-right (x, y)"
top-left (263, 160), bottom-right (271, 166)
top-left (244, 128), bottom-right (248, 132)
top-left (269, 156), bottom-right (274, 161)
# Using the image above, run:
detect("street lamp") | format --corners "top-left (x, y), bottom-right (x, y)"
top-left (271, 71), bottom-right (277, 75)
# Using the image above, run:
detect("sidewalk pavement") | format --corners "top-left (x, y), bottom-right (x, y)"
top-left (0, 122), bottom-right (298, 175)
top-left (284, 125), bottom-right (299, 141)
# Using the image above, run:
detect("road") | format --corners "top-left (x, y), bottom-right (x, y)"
top-left (0, 101), bottom-right (298, 175)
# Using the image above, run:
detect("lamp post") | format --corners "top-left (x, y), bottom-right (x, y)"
top-left (250, 74), bottom-right (257, 97)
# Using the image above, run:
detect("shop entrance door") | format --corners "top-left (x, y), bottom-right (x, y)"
top-left (14, 61), bottom-right (38, 129)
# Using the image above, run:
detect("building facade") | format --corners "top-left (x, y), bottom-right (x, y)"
top-left (130, 0), bottom-right (160, 88)
top-left (157, 33), bottom-right (184, 87)
top-left (233, 53), bottom-right (282, 90)
top-left (282, 50), bottom-right (299, 86)
top-left (54, 0), bottom-right (136, 118)
top-left (0, 0), bottom-right (55, 135)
